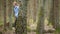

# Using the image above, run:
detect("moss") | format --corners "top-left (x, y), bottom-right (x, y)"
top-left (27, 26), bottom-right (31, 32)
top-left (0, 21), bottom-right (3, 26)
top-left (56, 27), bottom-right (60, 32)
top-left (0, 32), bottom-right (2, 34)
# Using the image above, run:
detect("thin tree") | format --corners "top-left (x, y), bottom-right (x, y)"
top-left (36, 0), bottom-right (45, 34)
top-left (49, 0), bottom-right (59, 29)
top-left (3, 0), bottom-right (7, 30)
top-left (53, 0), bottom-right (59, 30)
top-left (8, 0), bottom-right (13, 29)
top-left (15, 0), bottom-right (28, 34)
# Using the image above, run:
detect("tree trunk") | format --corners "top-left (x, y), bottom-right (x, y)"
top-left (54, 0), bottom-right (59, 29)
top-left (8, 0), bottom-right (13, 29)
top-left (49, 0), bottom-right (54, 28)
top-left (3, 0), bottom-right (7, 30)
top-left (36, 0), bottom-right (45, 34)
top-left (15, 0), bottom-right (28, 34)
top-left (49, 0), bottom-right (59, 29)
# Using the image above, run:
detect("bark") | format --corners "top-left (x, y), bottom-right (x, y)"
top-left (3, 0), bottom-right (7, 30)
top-left (15, 0), bottom-right (28, 34)
top-left (36, 0), bottom-right (45, 34)
top-left (8, 0), bottom-right (13, 29)
top-left (53, 0), bottom-right (59, 29)
top-left (49, 0), bottom-right (59, 29)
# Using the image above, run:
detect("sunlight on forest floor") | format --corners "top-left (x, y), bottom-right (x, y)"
top-left (0, 17), bottom-right (59, 34)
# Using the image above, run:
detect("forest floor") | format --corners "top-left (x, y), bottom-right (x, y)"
top-left (0, 26), bottom-right (58, 34)
top-left (27, 31), bottom-right (54, 34)
top-left (27, 31), bottom-right (36, 34)
top-left (0, 22), bottom-right (58, 34)
top-left (0, 23), bottom-right (57, 34)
